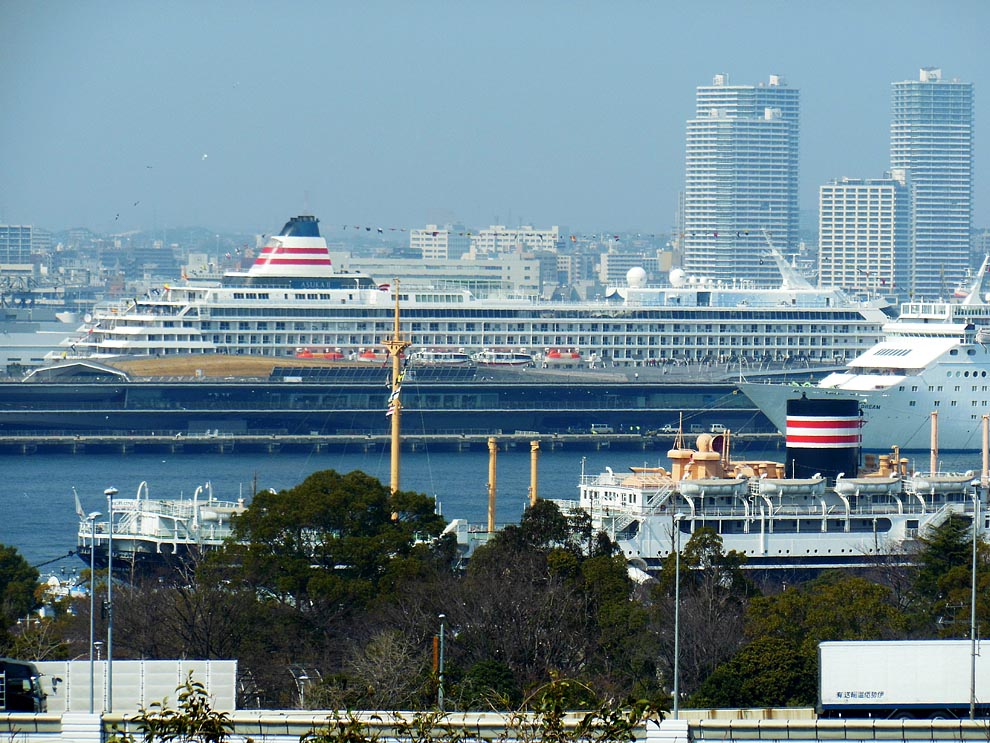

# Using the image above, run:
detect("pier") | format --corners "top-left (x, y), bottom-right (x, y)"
top-left (0, 431), bottom-right (783, 455)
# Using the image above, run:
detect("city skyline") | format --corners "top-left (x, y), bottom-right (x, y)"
top-left (1, 1), bottom-right (987, 237)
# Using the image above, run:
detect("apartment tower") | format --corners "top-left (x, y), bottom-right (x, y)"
top-left (818, 172), bottom-right (910, 298)
top-left (683, 74), bottom-right (799, 285)
top-left (891, 68), bottom-right (974, 299)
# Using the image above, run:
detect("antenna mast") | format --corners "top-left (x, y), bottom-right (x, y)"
top-left (384, 280), bottom-right (411, 494)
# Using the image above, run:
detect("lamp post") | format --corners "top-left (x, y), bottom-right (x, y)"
top-left (971, 480), bottom-right (981, 721)
top-left (298, 674), bottom-right (308, 709)
top-left (86, 510), bottom-right (101, 714)
top-left (672, 513), bottom-right (683, 719)
top-left (438, 613), bottom-right (446, 712)
top-left (105, 486), bottom-right (117, 713)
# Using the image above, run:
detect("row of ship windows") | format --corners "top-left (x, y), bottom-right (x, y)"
top-left (179, 320), bottom-right (866, 334)
top-left (184, 335), bottom-right (854, 349)
top-left (911, 400), bottom-right (990, 408)
top-left (140, 331), bottom-right (858, 349)
top-left (203, 307), bottom-right (871, 321)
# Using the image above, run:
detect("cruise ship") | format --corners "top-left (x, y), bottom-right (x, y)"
top-left (741, 256), bottom-right (990, 451)
top-left (54, 215), bottom-right (891, 368)
top-left (553, 398), bottom-right (986, 571)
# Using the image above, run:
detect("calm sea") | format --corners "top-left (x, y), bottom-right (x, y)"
top-left (1, 443), bottom-right (980, 577)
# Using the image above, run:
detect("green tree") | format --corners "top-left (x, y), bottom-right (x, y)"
top-left (910, 514), bottom-right (986, 631)
top-left (218, 469), bottom-right (449, 617)
top-left (651, 528), bottom-right (752, 699)
top-left (458, 660), bottom-right (522, 709)
top-left (0, 543), bottom-right (39, 650)
top-left (690, 636), bottom-right (815, 707)
top-left (706, 572), bottom-right (907, 707)
top-left (578, 555), bottom-right (657, 696)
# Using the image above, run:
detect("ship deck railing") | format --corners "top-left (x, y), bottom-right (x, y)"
top-left (566, 500), bottom-right (973, 521)
top-left (111, 499), bottom-right (243, 518)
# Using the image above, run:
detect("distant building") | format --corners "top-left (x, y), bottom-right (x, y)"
top-left (599, 252), bottom-right (662, 286)
top-left (409, 224), bottom-right (470, 260)
top-left (818, 172), bottom-right (910, 298)
top-left (683, 73), bottom-right (800, 285)
top-left (470, 225), bottom-right (562, 255)
top-left (329, 251), bottom-right (543, 297)
top-left (891, 67), bottom-right (973, 299)
top-left (0, 224), bottom-right (36, 273)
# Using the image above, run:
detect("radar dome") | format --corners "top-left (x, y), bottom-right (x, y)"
top-left (669, 268), bottom-right (686, 287)
top-left (626, 266), bottom-right (647, 287)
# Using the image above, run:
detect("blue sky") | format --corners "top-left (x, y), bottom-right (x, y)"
top-left (2, 1), bottom-right (987, 236)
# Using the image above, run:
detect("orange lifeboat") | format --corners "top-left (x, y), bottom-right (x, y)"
top-left (544, 348), bottom-right (582, 366)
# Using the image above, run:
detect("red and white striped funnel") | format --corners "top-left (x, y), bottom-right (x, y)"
top-left (247, 215), bottom-right (333, 278)
top-left (784, 397), bottom-right (861, 481)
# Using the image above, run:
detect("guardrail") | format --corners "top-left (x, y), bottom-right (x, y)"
top-left (5, 710), bottom-right (990, 743)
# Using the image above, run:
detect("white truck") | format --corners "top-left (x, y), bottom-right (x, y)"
top-left (819, 640), bottom-right (990, 719)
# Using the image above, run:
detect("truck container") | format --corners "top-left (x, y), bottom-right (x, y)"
top-left (819, 640), bottom-right (990, 719)
top-left (0, 658), bottom-right (47, 712)
top-left (34, 659), bottom-right (237, 713)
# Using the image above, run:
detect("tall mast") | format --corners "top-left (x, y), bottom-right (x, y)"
top-left (383, 280), bottom-right (410, 494)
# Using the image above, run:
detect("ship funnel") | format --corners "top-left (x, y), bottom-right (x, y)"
top-left (248, 215), bottom-right (334, 278)
top-left (785, 397), bottom-right (861, 482)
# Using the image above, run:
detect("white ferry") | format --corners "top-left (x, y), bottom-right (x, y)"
top-left (54, 215), bottom-right (891, 368)
top-left (741, 256), bottom-right (990, 451)
top-left (472, 349), bottom-right (535, 367)
top-left (554, 422), bottom-right (984, 572)
top-left (408, 348), bottom-right (474, 366)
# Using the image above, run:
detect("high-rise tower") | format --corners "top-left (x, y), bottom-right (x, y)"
top-left (891, 67), bottom-right (973, 299)
top-left (683, 73), bottom-right (799, 285)
top-left (818, 171), bottom-right (910, 298)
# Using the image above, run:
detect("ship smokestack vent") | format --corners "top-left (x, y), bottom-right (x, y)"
top-left (785, 397), bottom-right (861, 481)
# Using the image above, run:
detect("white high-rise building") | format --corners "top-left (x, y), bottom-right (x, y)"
top-left (818, 172), bottom-right (910, 298)
top-left (683, 73), bottom-right (799, 285)
top-left (891, 67), bottom-right (974, 299)
top-left (410, 225), bottom-right (470, 260)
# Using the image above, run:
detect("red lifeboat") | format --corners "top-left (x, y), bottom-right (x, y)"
top-left (544, 348), bottom-right (582, 366)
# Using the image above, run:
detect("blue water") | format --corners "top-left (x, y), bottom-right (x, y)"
top-left (2, 446), bottom-right (681, 572)
top-left (2, 444), bottom-right (980, 575)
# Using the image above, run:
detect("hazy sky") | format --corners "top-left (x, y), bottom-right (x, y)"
top-left (2, 1), bottom-right (988, 237)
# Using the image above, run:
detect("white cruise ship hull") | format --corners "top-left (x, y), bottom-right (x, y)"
top-left (739, 266), bottom-right (990, 453)
top-left (50, 215), bottom-right (891, 370)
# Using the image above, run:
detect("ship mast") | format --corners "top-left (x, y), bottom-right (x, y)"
top-left (384, 280), bottom-right (410, 494)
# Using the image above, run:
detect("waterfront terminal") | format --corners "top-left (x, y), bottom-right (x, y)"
top-left (0, 358), bottom-right (808, 449)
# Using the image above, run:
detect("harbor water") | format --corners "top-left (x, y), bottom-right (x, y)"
top-left (1, 443), bottom-right (981, 575)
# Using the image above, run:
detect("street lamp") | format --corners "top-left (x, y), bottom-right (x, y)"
top-left (438, 613), bottom-right (446, 712)
top-left (105, 486), bottom-right (117, 713)
top-left (971, 480), bottom-right (981, 721)
top-left (86, 510), bottom-right (101, 714)
top-left (672, 513), bottom-right (684, 719)
top-left (298, 674), bottom-right (308, 709)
